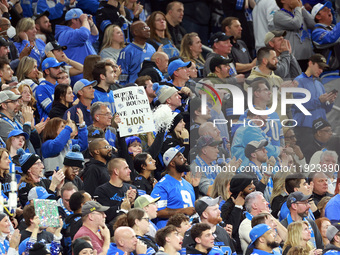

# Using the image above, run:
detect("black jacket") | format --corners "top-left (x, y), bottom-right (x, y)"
top-left (138, 60), bottom-right (163, 83)
top-left (49, 102), bottom-right (69, 119)
top-left (82, 158), bottom-right (110, 196)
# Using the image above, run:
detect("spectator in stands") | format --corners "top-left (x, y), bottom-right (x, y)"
top-left (35, 57), bottom-right (65, 120)
top-left (153, 83), bottom-right (182, 112)
top-left (311, 2), bottom-right (340, 72)
top-left (189, 97), bottom-right (211, 143)
top-left (34, 11), bottom-right (54, 43)
top-left (165, 1), bottom-right (186, 50)
top-left (99, 25), bottom-right (125, 62)
top-left (41, 112), bottom-right (88, 173)
top-left (248, 224), bottom-right (280, 255)
top-left (138, 52), bottom-right (169, 83)
top-left (283, 221), bottom-right (317, 255)
top-left (302, 118), bottom-right (333, 164)
top-left (318, 151), bottom-right (338, 193)
top-left (135, 76), bottom-right (157, 110)
top-left (117, 21), bottom-right (156, 85)
top-left (133, 152), bottom-right (157, 196)
top-left (293, 55), bottom-right (336, 147)
top-left (82, 138), bottom-right (112, 196)
top-left (17, 149), bottom-right (64, 207)
top-left (222, 17), bottom-right (256, 77)
top-left (155, 225), bottom-right (183, 255)
top-left (48, 84), bottom-right (74, 119)
top-left (239, 191), bottom-right (270, 254)
top-left (83, 55), bottom-right (101, 81)
top-left (147, 11), bottom-right (179, 58)
top-left (108, 226), bottom-right (147, 255)
top-left (0, 58), bottom-right (14, 85)
top-left (150, 147), bottom-right (195, 228)
top-left (0, 148), bottom-right (12, 198)
top-left (281, 191), bottom-right (323, 249)
top-left (180, 32), bottom-right (204, 77)
top-left (134, 195), bottom-right (160, 237)
top-left (94, 158), bottom-right (137, 223)
top-left (58, 182), bottom-right (77, 220)
top-left (284, 128), bottom-right (306, 169)
top-left (167, 59), bottom-right (191, 95)
top-left (16, 56), bottom-right (43, 97)
top-left (18, 84), bottom-right (40, 125)
top-left (323, 224), bottom-right (340, 255)
top-left (182, 196), bottom-right (236, 254)
top-left (92, 61), bottom-right (117, 114)
top-left (0, 19), bottom-right (20, 63)
top-left (309, 172), bottom-right (332, 206)
top-left (72, 238), bottom-right (95, 255)
top-left (265, 31), bottom-right (302, 79)
top-left (36, 0), bottom-right (71, 21)
top-left (74, 201), bottom-right (110, 255)
top-left (274, 0), bottom-right (315, 70)
top-left (315, 217), bottom-right (331, 246)
top-left (64, 79), bottom-right (97, 126)
top-left (166, 213), bottom-right (191, 237)
top-left (14, 18), bottom-right (45, 66)
top-left (55, 8), bottom-right (98, 83)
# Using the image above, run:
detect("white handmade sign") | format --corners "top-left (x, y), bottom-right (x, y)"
top-left (113, 86), bottom-right (155, 137)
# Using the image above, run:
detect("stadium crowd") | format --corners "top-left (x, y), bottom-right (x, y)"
top-left (0, 0), bottom-right (339, 254)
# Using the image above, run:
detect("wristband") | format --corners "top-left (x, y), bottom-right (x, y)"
top-left (234, 205), bottom-right (243, 210)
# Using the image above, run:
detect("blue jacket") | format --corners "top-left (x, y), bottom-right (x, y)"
top-left (231, 122), bottom-right (280, 168)
top-left (107, 243), bottom-right (146, 255)
top-left (117, 42), bottom-right (155, 85)
top-left (36, 0), bottom-right (64, 20)
top-left (41, 125), bottom-right (88, 158)
top-left (14, 39), bottom-right (45, 67)
top-left (292, 73), bottom-right (333, 128)
top-left (312, 23), bottom-right (340, 47)
top-left (63, 101), bottom-right (93, 126)
top-left (36, 80), bottom-right (56, 120)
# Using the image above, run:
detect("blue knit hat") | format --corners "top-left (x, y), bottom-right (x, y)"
top-left (63, 144), bottom-right (84, 168)
top-left (17, 148), bottom-right (40, 174)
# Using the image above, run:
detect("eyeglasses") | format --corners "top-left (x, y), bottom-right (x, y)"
top-left (320, 129), bottom-right (332, 134)
top-left (33, 161), bottom-right (43, 166)
top-left (98, 145), bottom-right (113, 150)
top-left (71, 167), bottom-right (80, 173)
top-left (142, 26), bottom-right (150, 31)
top-left (142, 217), bottom-right (150, 221)
top-left (97, 113), bottom-right (113, 117)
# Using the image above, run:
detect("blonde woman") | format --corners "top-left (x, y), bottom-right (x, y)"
top-left (270, 170), bottom-right (292, 218)
top-left (14, 18), bottom-right (46, 66)
top-left (0, 148), bottom-right (12, 198)
top-left (100, 25), bottom-right (125, 62)
top-left (211, 171), bottom-right (235, 203)
top-left (180, 32), bottom-right (204, 76)
top-left (18, 83), bottom-right (40, 125)
top-left (17, 57), bottom-right (43, 97)
top-left (283, 221), bottom-right (322, 255)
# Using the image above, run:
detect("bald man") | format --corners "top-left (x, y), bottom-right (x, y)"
top-left (117, 21), bottom-right (156, 85)
top-left (138, 51), bottom-right (169, 82)
top-left (107, 227), bottom-right (147, 255)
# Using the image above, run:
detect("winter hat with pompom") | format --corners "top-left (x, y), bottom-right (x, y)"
top-left (17, 148), bottom-right (41, 174)
top-left (63, 144), bottom-right (85, 168)
top-left (152, 83), bottom-right (178, 104)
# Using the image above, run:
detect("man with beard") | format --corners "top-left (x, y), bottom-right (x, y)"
top-left (117, 21), bottom-right (156, 85)
top-left (182, 196), bottom-right (236, 255)
top-left (60, 144), bottom-right (85, 190)
top-left (249, 224), bottom-right (281, 255)
top-left (58, 182), bottom-right (78, 220)
top-left (94, 158), bottom-right (137, 224)
top-left (82, 138), bottom-right (113, 196)
top-left (281, 191), bottom-right (324, 249)
top-left (151, 147), bottom-right (196, 229)
top-left (35, 11), bottom-right (54, 43)
top-left (64, 78), bottom-right (97, 126)
top-left (36, 57), bottom-right (65, 119)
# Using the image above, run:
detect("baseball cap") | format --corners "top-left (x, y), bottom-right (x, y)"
top-left (209, 56), bottom-right (233, 73)
top-left (309, 53), bottom-right (329, 69)
top-left (73, 79), bottom-right (97, 94)
top-left (45, 41), bottom-right (67, 53)
top-left (8, 129), bottom-right (29, 140)
top-left (312, 117), bottom-right (331, 134)
top-left (264, 30), bottom-right (287, 46)
top-left (327, 223), bottom-right (340, 241)
top-left (65, 8), bottom-right (83, 21)
top-left (42, 58), bottom-right (66, 71)
top-left (27, 186), bottom-right (54, 204)
top-left (82, 201), bottom-right (109, 216)
top-left (134, 195), bottom-right (160, 209)
top-left (286, 191), bottom-right (312, 208)
top-left (168, 59), bottom-right (191, 77)
top-left (0, 90), bottom-right (21, 104)
top-left (195, 196), bottom-right (222, 216)
top-left (196, 135), bottom-right (222, 150)
top-left (311, 1), bottom-right (332, 19)
top-left (163, 146), bottom-right (185, 167)
top-left (249, 224), bottom-right (272, 247)
top-left (209, 32), bottom-right (233, 46)
top-left (0, 37), bottom-right (11, 47)
top-left (33, 10), bottom-right (50, 21)
top-left (245, 140), bottom-right (269, 158)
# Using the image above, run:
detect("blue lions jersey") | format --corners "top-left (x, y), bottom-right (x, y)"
top-left (151, 174), bottom-right (195, 229)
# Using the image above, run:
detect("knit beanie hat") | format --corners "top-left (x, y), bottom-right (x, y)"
top-left (29, 242), bottom-right (50, 255)
top-left (169, 112), bottom-right (183, 133)
top-left (229, 173), bottom-right (253, 199)
top-left (17, 148), bottom-right (41, 174)
top-left (63, 144), bottom-right (85, 169)
top-left (153, 83), bottom-right (178, 104)
top-left (72, 239), bottom-right (93, 255)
